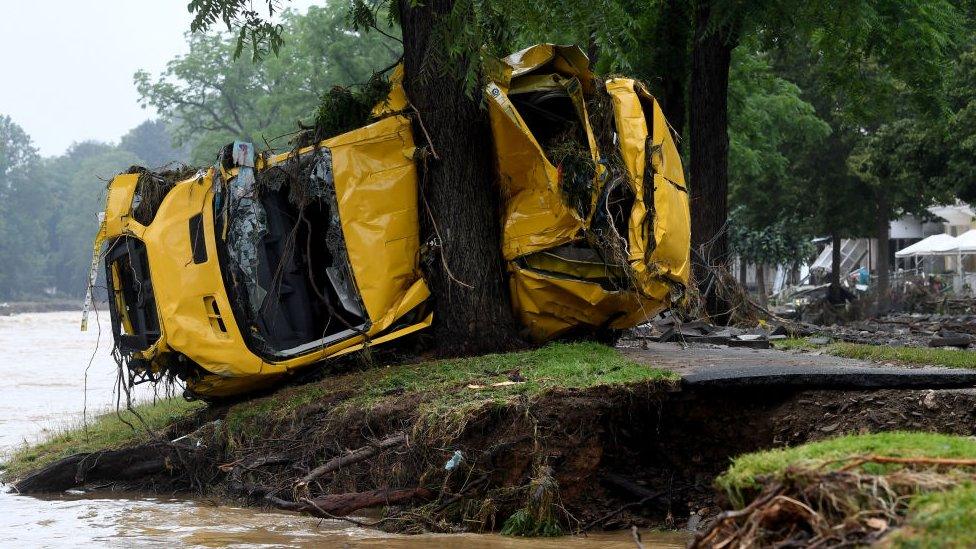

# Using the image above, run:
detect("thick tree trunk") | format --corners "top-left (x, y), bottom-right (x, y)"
top-left (755, 264), bottom-right (767, 307)
top-left (738, 257), bottom-right (747, 286)
top-left (689, 1), bottom-right (737, 318)
top-left (646, 0), bottom-right (691, 143)
top-left (829, 232), bottom-right (843, 303)
top-left (399, 0), bottom-right (521, 354)
top-left (875, 193), bottom-right (891, 311)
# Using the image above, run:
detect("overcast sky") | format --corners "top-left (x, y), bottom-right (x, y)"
top-left (0, 0), bottom-right (314, 157)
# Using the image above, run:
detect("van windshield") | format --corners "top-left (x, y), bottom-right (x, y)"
top-left (215, 148), bottom-right (369, 359)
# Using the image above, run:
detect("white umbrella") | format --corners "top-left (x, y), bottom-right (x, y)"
top-left (954, 229), bottom-right (976, 253)
top-left (894, 233), bottom-right (958, 258)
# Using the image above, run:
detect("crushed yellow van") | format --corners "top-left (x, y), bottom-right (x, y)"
top-left (92, 44), bottom-right (688, 398)
top-left (487, 44), bottom-right (690, 341)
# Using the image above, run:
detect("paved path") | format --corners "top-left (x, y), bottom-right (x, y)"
top-left (621, 341), bottom-right (976, 390)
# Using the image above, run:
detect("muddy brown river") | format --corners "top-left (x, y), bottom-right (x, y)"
top-left (0, 312), bottom-right (687, 547)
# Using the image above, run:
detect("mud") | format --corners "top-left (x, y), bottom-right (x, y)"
top-left (14, 377), bottom-right (976, 537)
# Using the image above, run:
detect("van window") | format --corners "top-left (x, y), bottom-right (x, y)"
top-left (105, 237), bottom-right (161, 353)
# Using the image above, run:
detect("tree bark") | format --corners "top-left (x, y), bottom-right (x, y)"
top-left (755, 264), bottom-right (767, 307)
top-left (738, 257), bottom-right (747, 286)
top-left (829, 232), bottom-right (843, 303)
top-left (295, 433), bottom-right (407, 489)
top-left (875, 192), bottom-right (891, 311)
top-left (269, 487), bottom-right (433, 518)
top-left (689, 0), bottom-right (737, 319)
top-left (398, 0), bottom-right (521, 354)
top-left (645, 0), bottom-right (691, 143)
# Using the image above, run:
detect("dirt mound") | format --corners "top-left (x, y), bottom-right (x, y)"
top-left (15, 381), bottom-right (976, 537)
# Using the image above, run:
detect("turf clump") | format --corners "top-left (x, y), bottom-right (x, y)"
top-left (697, 432), bottom-right (976, 548)
top-left (223, 341), bottom-right (677, 443)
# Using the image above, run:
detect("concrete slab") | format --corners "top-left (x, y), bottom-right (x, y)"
top-left (621, 341), bottom-right (976, 390)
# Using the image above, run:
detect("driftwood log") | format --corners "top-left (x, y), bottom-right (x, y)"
top-left (268, 487), bottom-right (433, 517)
top-left (14, 442), bottom-right (200, 494)
top-left (294, 432), bottom-right (408, 490)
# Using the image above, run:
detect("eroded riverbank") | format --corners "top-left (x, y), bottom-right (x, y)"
top-left (10, 342), bottom-right (976, 540)
top-left (1, 313), bottom-right (689, 547)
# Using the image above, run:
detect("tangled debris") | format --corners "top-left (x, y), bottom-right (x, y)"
top-left (126, 164), bottom-right (200, 225)
top-left (693, 457), bottom-right (976, 548)
top-left (305, 73), bottom-right (392, 145)
top-left (809, 312), bottom-right (976, 348)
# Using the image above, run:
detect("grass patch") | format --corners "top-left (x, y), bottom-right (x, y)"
top-left (225, 342), bottom-right (677, 440)
top-left (773, 338), bottom-right (976, 369)
top-left (2, 398), bottom-right (203, 480)
top-left (717, 432), bottom-right (976, 506)
top-left (892, 482), bottom-right (976, 548)
top-left (716, 432), bottom-right (976, 547)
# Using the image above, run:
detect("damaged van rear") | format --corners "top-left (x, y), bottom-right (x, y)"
top-left (97, 115), bottom-right (431, 398)
top-left (93, 43), bottom-right (689, 399)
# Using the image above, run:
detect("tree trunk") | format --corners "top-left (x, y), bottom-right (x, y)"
top-left (738, 257), bottom-right (747, 286)
top-left (645, 0), bottom-right (691, 143)
top-left (875, 192), bottom-right (891, 311)
top-left (755, 264), bottom-right (767, 307)
top-left (689, 0), bottom-right (737, 318)
top-left (398, 0), bottom-right (521, 354)
top-left (829, 232), bottom-right (843, 303)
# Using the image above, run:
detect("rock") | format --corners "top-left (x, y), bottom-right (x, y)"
top-left (928, 332), bottom-right (971, 348)
top-left (923, 390), bottom-right (938, 410)
top-left (808, 337), bottom-right (831, 345)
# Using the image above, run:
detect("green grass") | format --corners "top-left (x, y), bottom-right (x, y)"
top-left (774, 338), bottom-right (976, 369)
top-left (6, 343), bottom-right (673, 479)
top-left (1, 398), bottom-right (204, 480)
top-left (225, 342), bottom-right (678, 439)
top-left (717, 432), bottom-right (976, 506)
top-left (892, 482), bottom-right (976, 548)
top-left (718, 433), bottom-right (976, 547)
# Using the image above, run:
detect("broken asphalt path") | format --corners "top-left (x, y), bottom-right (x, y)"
top-left (621, 341), bottom-right (976, 390)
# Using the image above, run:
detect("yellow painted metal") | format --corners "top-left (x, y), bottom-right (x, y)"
top-left (97, 43), bottom-right (691, 395)
top-left (100, 115), bottom-right (429, 397)
top-left (490, 47), bottom-right (690, 341)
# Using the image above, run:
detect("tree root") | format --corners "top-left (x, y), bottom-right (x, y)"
top-left (267, 487), bottom-right (433, 518)
top-left (14, 442), bottom-right (207, 494)
top-left (293, 432), bottom-right (408, 496)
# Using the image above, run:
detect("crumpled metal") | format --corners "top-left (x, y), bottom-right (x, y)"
top-left (226, 142), bottom-right (268, 317)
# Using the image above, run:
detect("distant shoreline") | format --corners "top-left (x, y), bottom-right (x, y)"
top-left (0, 300), bottom-right (83, 316)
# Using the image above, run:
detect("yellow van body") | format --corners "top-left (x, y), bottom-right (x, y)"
top-left (100, 115), bottom-right (430, 398)
top-left (486, 45), bottom-right (690, 340)
top-left (96, 44), bottom-right (689, 398)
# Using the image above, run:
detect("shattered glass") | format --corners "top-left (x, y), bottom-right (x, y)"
top-left (311, 149), bottom-right (366, 319)
top-left (226, 156), bottom-right (269, 318)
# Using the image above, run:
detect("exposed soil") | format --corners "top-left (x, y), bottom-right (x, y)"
top-left (14, 378), bottom-right (976, 537)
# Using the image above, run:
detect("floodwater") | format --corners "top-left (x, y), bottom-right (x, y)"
top-left (0, 312), bottom-right (687, 548)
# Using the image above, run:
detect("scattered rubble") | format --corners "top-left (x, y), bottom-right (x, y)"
top-left (814, 313), bottom-right (976, 348)
top-left (628, 314), bottom-right (792, 349)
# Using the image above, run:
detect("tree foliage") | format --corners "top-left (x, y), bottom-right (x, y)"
top-left (0, 115), bottom-right (42, 297)
top-left (137, 3), bottom-right (399, 163)
top-left (0, 117), bottom-right (183, 299)
top-left (727, 48), bottom-right (831, 228)
top-left (729, 208), bottom-right (814, 266)
top-left (946, 43), bottom-right (976, 203)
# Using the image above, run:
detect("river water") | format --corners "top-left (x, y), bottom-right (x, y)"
top-left (0, 312), bottom-right (687, 548)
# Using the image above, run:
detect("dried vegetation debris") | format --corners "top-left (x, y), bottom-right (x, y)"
top-left (694, 465), bottom-right (972, 548)
top-left (126, 164), bottom-right (201, 225)
top-left (694, 431), bottom-right (976, 548)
